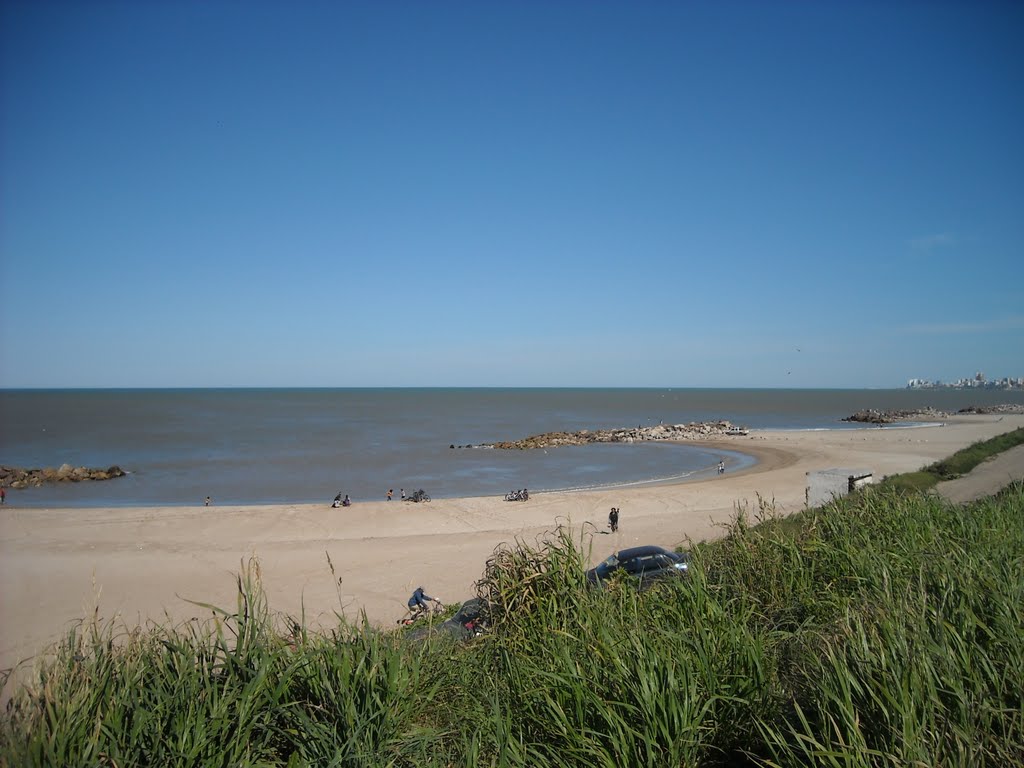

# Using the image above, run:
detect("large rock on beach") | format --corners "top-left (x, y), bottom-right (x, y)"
top-left (0, 465), bottom-right (126, 490)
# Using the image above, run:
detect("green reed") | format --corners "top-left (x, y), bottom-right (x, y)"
top-left (753, 483), bottom-right (1024, 767)
top-left (0, 559), bottom-right (434, 767)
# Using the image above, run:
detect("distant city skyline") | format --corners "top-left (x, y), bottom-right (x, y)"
top-left (907, 372), bottom-right (1023, 390)
top-left (2, 2), bottom-right (1022, 388)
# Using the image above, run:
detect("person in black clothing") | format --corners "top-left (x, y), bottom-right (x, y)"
top-left (609, 507), bottom-right (619, 532)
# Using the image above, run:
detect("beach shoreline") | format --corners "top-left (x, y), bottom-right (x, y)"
top-left (2, 413), bottom-right (1022, 693)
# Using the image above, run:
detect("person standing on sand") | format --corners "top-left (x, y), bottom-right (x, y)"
top-left (718, 460), bottom-right (725, 475)
top-left (1, 486), bottom-right (5, 504)
top-left (609, 507), bottom-right (619, 532)
top-left (205, 496), bottom-right (211, 506)
top-left (400, 488), bottom-right (406, 501)
top-left (387, 489), bottom-right (393, 501)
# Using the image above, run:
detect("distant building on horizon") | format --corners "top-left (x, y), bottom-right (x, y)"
top-left (907, 373), bottom-right (1023, 390)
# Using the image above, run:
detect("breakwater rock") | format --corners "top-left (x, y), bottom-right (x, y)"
top-left (485, 421), bottom-right (741, 450)
top-left (844, 404), bottom-right (1024, 424)
top-left (842, 408), bottom-right (950, 424)
top-left (956, 404), bottom-right (1024, 415)
top-left (1, 464), bottom-right (127, 489)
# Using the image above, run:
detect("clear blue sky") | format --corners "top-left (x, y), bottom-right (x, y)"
top-left (2, 1), bottom-right (1022, 388)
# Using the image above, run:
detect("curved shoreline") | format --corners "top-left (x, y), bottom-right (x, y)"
top-left (2, 413), bottom-right (1022, 691)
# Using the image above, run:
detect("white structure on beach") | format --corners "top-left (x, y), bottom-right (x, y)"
top-left (806, 468), bottom-right (873, 508)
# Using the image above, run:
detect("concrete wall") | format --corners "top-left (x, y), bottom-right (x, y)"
top-left (806, 468), bottom-right (873, 508)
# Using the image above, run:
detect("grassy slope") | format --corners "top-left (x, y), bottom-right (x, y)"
top-left (880, 426), bottom-right (1024, 492)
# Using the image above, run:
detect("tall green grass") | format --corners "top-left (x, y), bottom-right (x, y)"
top-left (1, 560), bottom-right (435, 767)
top-left (3, 483), bottom-right (1023, 766)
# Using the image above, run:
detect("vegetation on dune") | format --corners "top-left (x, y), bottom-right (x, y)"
top-left (880, 426), bottom-right (1024, 492)
top-left (928, 426), bottom-right (1024, 479)
top-left (3, 451), bottom-right (1024, 765)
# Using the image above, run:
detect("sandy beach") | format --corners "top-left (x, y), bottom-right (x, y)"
top-left (2, 413), bottom-right (1022, 688)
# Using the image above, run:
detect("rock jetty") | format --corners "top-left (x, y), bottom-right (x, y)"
top-left (481, 421), bottom-right (743, 450)
top-left (956, 404), bottom-right (1024, 415)
top-left (842, 408), bottom-right (950, 424)
top-left (1, 464), bottom-right (127, 489)
top-left (843, 404), bottom-right (1024, 424)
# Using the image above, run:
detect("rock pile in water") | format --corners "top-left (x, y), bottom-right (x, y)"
top-left (843, 404), bottom-right (1024, 424)
top-left (842, 408), bottom-right (950, 424)
top-left (956, 404), bottom-right (1024, 415)
top-left (486, 421), bottom-right (740, 450)
top-left (1, 464), bottom-right (127, 489)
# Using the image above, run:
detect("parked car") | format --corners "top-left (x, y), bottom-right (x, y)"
top-left (405, 597), bottom-right (488, 642)
top-left (586, 545), bottom-right (690, 589)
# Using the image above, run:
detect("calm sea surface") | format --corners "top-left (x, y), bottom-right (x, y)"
top-left (2, 388), bottom-right (1021, 508)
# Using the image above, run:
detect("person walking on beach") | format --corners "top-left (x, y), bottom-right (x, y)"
top-left (205, 496), bottom-right (211, 506)
top-left (0, 486), bottom-right (5, 505)
top-left (400, 488), bottom-right (406, 501)
top-left (609, 507), bottom-right (619, 533)
top-left (387, 489), bottom-right (393, 501)
top-left (718, 460), bottom-right (725, 475)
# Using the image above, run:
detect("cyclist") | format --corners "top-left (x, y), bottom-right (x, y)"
top-left (407, 586), bottom-right (441, 619)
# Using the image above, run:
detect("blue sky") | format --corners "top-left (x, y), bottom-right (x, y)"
top-left (2, 1), bottom-right (1021, 388)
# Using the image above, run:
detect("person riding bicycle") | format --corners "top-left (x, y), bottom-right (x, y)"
top-left (407, 586), bottom-right (441, 618)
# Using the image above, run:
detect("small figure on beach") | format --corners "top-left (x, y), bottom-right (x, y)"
top-left (332, 492), bottom-right (343, 508)
top-left (387, 488), bottom-right (393, 501)
top-left (400, 488), bottom-right (406, 501)
top-left (205, 496), bottom-right (211, 506)
top-left (342, 494), bottom-right (351, 507)
top-left (718, 460), bottom-right (725, 475)
top-left (0, 486), bottom-right (5, 504)
top-left (609, 507), bottom-right (619, 532)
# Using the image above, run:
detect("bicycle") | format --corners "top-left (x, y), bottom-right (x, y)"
top-left (397, 600), bottom-right (444, 626)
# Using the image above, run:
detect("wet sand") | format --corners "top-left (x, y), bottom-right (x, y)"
top-left (2, 413), bottom-right (1021, 689)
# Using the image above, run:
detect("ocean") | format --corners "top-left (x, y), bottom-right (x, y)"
top-left (2, 388), bottom-right (1021, 508)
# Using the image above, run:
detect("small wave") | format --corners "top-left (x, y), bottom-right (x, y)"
top-left (535, 470), bottom-right (701, 495)
top-left (773, 427), bottom-right (834, 432)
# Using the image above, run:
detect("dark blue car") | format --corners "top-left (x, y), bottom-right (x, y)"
top-left (586, 545), bottom-right (690, 589)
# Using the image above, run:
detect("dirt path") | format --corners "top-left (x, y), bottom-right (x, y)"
top-left (934, 444), bottom-right (1024, 504)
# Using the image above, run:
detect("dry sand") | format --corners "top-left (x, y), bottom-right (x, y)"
top-left (2, 413), bottom-right (1022, 688)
